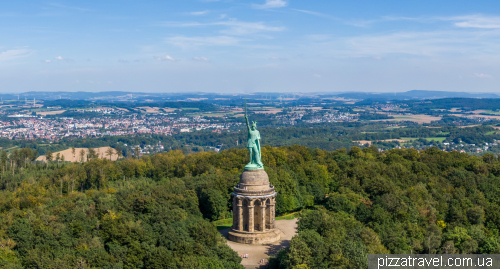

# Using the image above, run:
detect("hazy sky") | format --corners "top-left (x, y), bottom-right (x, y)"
top-left (2, 0), bottom-right (500, 93)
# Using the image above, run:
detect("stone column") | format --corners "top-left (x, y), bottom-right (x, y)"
top-left (237, 198), bottom-right (243, 231)
top-left (260, 202), bottom-right (266, 231)
top-left (248, 200), bottom-right (255, 232)
top-left (232, 196), bottom-right (237, 229)
top-left (270, 201), bottom-right (275, 228)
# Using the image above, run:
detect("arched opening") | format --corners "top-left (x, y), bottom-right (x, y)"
top-left (242, 199), bottom-right (249, 231)
top-left (265, 198), bottom-right (271, 230)
top-left (254, 200), bottom-right (261, 231)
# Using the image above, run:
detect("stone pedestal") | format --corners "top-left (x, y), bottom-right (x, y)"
top-left (229, 169), bottom-right (280, 244)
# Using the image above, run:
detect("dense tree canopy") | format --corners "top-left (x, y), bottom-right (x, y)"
top-left (2, 144), bottom-right (500, 268)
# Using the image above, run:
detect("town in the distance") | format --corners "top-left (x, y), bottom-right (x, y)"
top-left (2, 90), bottom-right (500, 160)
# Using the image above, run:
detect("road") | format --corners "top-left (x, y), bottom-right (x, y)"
top-left (219, 218), bottom-right (298, 269)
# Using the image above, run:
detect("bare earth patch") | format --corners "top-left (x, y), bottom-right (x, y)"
top-left (36, 147), bottom-right (121, 162)
top-left (371, 114), bottom-right (441, 124)
top-left (37, 110), bottom-right (66, 116)
top-left (137, 106), bottom-right (161, 113)
top-left (253, 109), bottom-right (283, 114)
top-left (381, 139), bottom-right (408, 143)
top-left (354, 140), bottom-right (372, 145)
top-left (453, 114), bottom-right (500, 120)
top-left (220, 219), bottom-right (298, 269)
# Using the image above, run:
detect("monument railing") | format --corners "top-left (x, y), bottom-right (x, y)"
top-left (233, 186), bottom-right (275, 196)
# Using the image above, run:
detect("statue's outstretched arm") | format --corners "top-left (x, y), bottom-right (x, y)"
top-left (244, 100), bottom-right (250, 132)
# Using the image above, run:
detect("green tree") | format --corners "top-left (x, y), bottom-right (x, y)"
top-left (199, 189), bottom-right (227, 221)
top-left (46, 150), bottom-right (53, 169)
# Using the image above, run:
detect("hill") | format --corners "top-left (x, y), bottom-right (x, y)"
top-left (338, 90), bottom-right (500, 100)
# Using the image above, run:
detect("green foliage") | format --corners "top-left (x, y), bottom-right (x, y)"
top-left (4, 144), bottom-right (500, 268)
top-left (270, 146), bottom-right (500, 268)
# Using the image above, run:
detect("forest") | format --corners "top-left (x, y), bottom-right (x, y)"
top-left (2, 145), bottom-right (500, 268)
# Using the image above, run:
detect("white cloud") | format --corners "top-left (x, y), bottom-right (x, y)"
top-left (313, 74), bottom-right (321, 78)
top-left (0, 49), bottom-right (32, 61)
top-left (380, 14), bottom-right (500, 29)
top-left (163, 19), bottom-right (285, 35)
top-left (292, 9), bottom-right (335, 19)
top-left (55, 56), bottom-right (74, 62)
top-left (445, 15), bottom-right (500, 29)
top-left (270, 56), bottom-right (287, 61)
top-left (253, 0), bottom-right (287, 9)
top-left (44, 60), bottom-right (51, 63)
top-left (154, 55), bottom-right (176, 61)
top-left (312, 29), bottom-right (500, 58)
top-left (165, 36), bottom-right (241, 49)
top-left (474, 73), bottom-right (492, 78)
top-left (193, 56), bottom-right (210, 61)
top-left (188, 10), bottom-right (209, 16)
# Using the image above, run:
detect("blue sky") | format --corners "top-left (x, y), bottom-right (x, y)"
top-left (1, 0), bottom-right (500, 93)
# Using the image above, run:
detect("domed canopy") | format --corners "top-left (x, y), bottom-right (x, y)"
top-left (238, 169), bottom-right (270, 191)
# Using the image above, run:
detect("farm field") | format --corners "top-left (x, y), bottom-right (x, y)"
top-left (36, 146), bottom-right (122, 162)
top-left (36, 110), bottom-right (66, 116)
top-left (371, 114), bottom-right (442, 124)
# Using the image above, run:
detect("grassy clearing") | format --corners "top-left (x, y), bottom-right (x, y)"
top-left (425, 137), bottom-right (446, 142)
top-left (400, 137), bottom-right (447, 142)
top-left (486, 131), bottom-right (499, 135)
top-left (275, 212), bottom-right (300, 221)
top-left (386, 126), bottom-right (406, 129)
top-left (213, 219), bottom-right (233, 230)
top-left (484, 110), bottom-right (500, 115)
top-left (213, 210), bottom-right (305, 230)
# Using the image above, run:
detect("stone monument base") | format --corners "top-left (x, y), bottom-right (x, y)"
top-left (228, 228), bottom-right (281, 244)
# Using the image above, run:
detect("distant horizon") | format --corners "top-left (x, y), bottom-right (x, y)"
top-left (1, 89), bottom-right (498, 95)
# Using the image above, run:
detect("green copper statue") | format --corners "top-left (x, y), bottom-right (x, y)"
top-left (244, 99), bottom-right (263, 169)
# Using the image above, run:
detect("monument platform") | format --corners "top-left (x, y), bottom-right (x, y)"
top-left (228, 227), bottom-right (281, 244)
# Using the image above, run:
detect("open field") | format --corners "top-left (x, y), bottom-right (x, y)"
top-left (37, 110), bottom-right (66, 116)
top-left (400, 137), bottom-right (447, 142)
top-left (424, 137), bottom-right (446, 142)
top-left (253, 108), bottom-right (283, 114)
top-left (453, 114), bottom-right (500, 120)
top-left (36, 147), bottom-right (122, 162)
top-left (371, 114), bottom-right (442, 124)
top-left (458, 124), bottom-right (481, 128)
top-left (354, 140), bottom-right (372, 145)
top-left (381, 139), bottom-right (408, 143)
top-left (137, 106), bottom-right (161, 113)
top-left (386, 126), bottom-right (406, 129)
